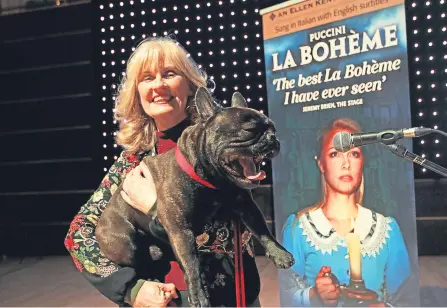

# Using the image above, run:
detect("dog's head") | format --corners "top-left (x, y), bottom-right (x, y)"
top-left (194, 87), bottom-right (280, 189)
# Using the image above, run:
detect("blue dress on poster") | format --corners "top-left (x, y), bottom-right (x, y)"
top-left (280, 206), bottom-right (411, 306)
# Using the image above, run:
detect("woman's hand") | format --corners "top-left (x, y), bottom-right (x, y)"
top-left (121, 162), bottom-right (157, 215)
top-left (133, 281), bottom-right (178, 307)
top-left (310, 266), bottom-right (340, 306)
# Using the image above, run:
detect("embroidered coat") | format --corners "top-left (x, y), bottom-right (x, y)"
top-left (64, 122), bottom-right (259, 307)
top-left (280, 206), bottom-right (412, 306)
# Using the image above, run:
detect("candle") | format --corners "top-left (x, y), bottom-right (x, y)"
top-left (346, 217), bottom-right (362, 280)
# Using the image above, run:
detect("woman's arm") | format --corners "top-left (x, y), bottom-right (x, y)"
top-left (64, 151), bottom-right (144, 305)
top-left (280, 214), bottom-right (339, 307)
top-left (280, 214), bottom-right (313, 306)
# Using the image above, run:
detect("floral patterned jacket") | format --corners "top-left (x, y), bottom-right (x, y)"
top-left (64, 148), bottom-right (260, 306)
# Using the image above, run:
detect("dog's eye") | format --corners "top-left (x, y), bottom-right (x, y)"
top-left (242, 125), bottom-right (258, 132)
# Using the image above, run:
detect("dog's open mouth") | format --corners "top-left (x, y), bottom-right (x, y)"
top-left (224, 155), bottom-right (266, 182)
top-left (239, 157), bottom-right (266, 181)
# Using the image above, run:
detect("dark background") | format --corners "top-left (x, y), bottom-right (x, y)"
top-left (0, 0), bottom-right (446, 258)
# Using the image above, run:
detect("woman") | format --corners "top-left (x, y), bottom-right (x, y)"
top-left (64, 36), bottom-right (260, 307)
top-left (280, 118), bottom-right (412, 307)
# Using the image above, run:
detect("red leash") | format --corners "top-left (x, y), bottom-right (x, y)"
top-left (173, 144), bottom-right (246, 306)
top-left (234, 220), bottom-right (246, 307)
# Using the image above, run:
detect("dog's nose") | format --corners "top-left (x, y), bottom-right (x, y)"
top-left (274, 139), bottom-right (280, 152)
top-left (266, 141), bottom-right (280, 158)
top-left (266, 132), bottom-right (280, 153)
top-left (266, 131), bottom-right (276, 142)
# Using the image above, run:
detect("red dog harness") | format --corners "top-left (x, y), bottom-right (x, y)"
top-left (174, 146), bottom-right (216, 189)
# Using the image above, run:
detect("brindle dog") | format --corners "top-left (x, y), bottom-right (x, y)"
top-left (96, 87), bottom-right (294, 307)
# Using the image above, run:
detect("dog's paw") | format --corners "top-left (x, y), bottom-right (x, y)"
top-left (266, 247), bottom-right (295, 269)
top-left (188, 288), bottom-right (210, 307)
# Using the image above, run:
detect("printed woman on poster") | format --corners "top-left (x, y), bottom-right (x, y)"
top-left (279, 118), bottom-right (417, 306)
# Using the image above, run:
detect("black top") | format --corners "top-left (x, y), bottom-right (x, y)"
top-left (67, 117), bottom-right (261, 307)
top-left (158, 117), bottom-right (192, 142)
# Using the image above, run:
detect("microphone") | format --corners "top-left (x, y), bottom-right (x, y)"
top-left (333, 127), bottom-right (433, 152)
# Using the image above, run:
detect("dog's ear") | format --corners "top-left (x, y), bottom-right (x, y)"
top-left (231, 92), bottom-right (248, 108)
top-left (195, 87), bottom-right (220, 120)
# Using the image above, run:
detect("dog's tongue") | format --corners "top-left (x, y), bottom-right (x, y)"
top-left (239, 157), bottom-right (266, 181)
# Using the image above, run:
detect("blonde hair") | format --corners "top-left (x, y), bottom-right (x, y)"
top-left (294, 118), bottom-right (365, 225)
top-left (114, 36), bottom-right (209, 154)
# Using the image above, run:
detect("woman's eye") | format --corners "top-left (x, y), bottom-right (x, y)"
top-left (143, 75), bottom-right (154, 81)
top-left (329, 152), bottom-right (338, 158)
top-left (351, 151), bottom-right (361, 158)
top-left (165, 71), bottom-right (177, 78)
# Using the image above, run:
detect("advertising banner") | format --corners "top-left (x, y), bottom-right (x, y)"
top-left (261, 0), bottom-right (420, 305)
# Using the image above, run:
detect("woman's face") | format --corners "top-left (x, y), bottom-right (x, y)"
top-left (318, 128), bottom-right (364, 196)
top-left (137, 61), bottom-right (193, 130)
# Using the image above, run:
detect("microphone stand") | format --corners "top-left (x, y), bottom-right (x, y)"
top-left (386, 143), bottom-right (447, 177)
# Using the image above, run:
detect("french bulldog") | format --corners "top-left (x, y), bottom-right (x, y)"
top-left (96, 87), bottom-right (294, 307)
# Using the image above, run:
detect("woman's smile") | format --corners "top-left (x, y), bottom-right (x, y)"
top-left (151, 95), bottom-right (174, 104)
